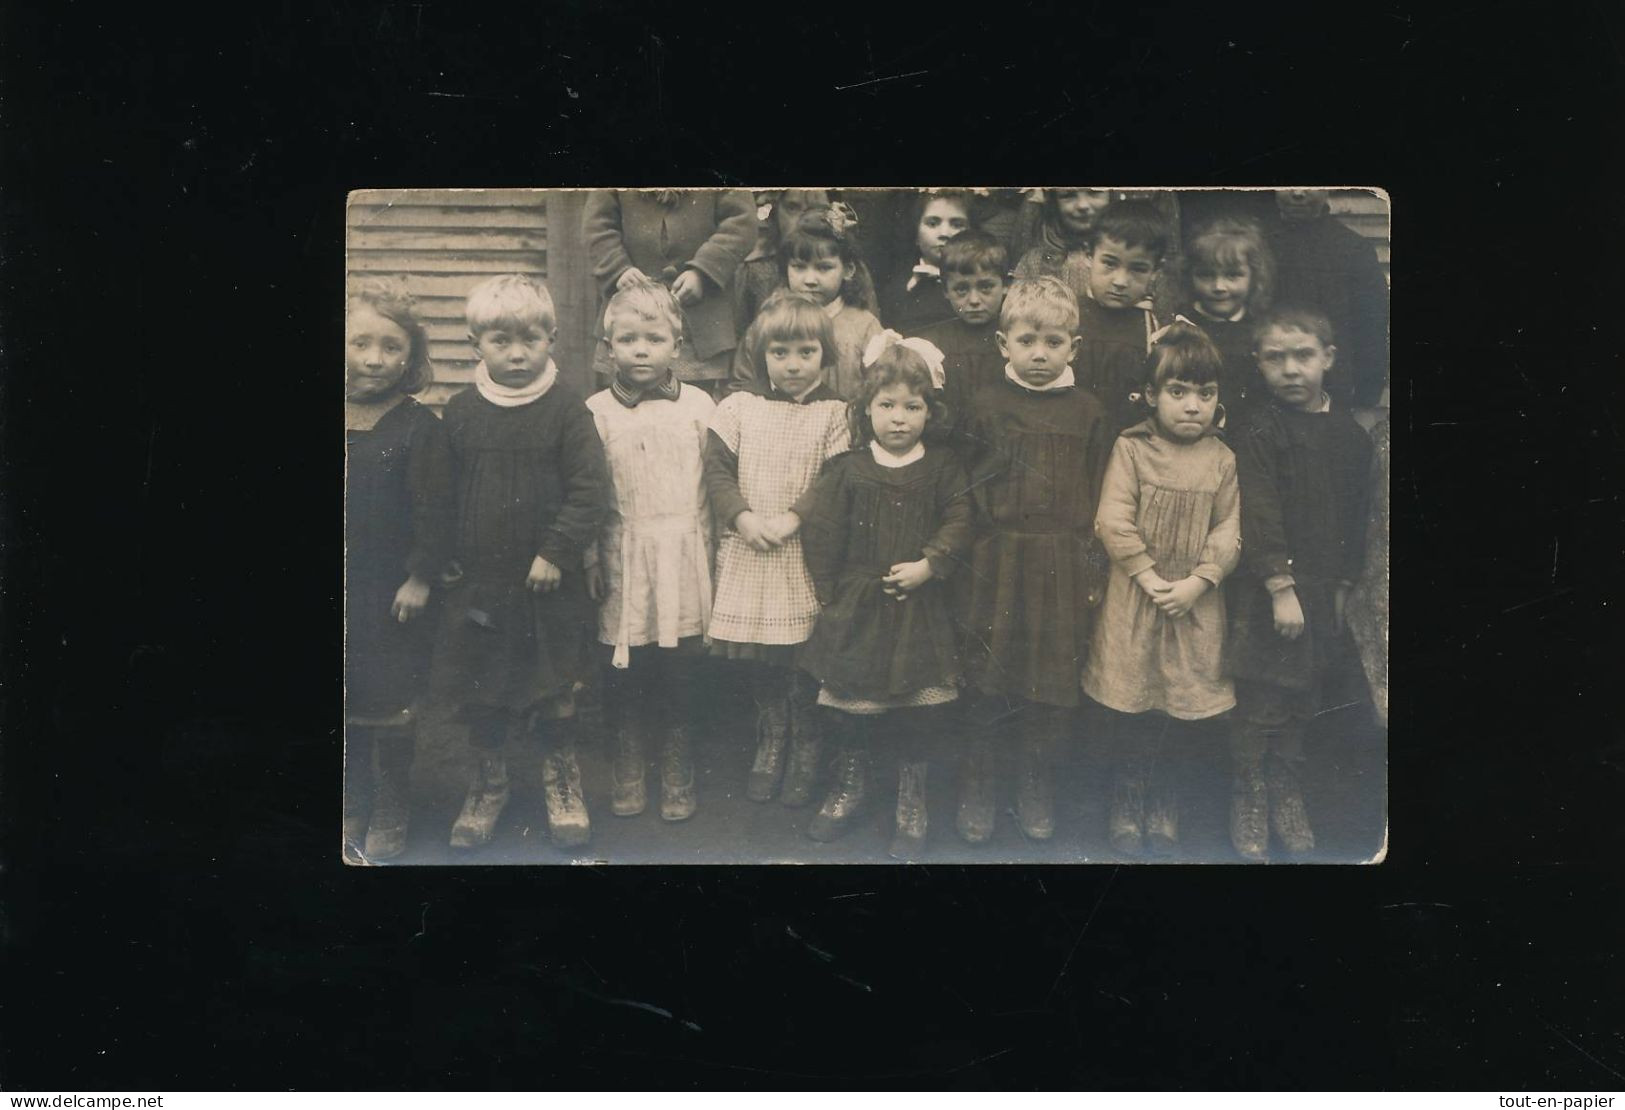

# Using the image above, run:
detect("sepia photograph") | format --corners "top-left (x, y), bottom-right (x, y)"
top-left (343, 186), bottom-right (1390, 866)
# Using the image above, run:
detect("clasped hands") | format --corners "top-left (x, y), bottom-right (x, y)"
top-left (1133, 569), bottom-right (1210, 620)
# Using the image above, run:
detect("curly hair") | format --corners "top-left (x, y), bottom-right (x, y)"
top-left (846, 340), bottom-right (945, 447)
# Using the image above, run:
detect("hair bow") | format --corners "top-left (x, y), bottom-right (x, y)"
top-left (861, 329), bottom-right (946, 391)
top-left (1147, 314), bottom-right (1199, 346)
top-left (826, 201), bottom-right (859, 239)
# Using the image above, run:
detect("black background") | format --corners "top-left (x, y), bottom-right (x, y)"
top-left (2, 0), bottom-right (1622, 1090)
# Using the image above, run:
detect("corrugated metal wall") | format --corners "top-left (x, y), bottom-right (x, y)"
top-left (345, 188), bottom-right (1391, 412)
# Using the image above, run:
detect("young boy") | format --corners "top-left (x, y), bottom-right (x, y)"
top-left (1225, 306), bottom-right (1373, 860)
top-left (915, 230), bottom-right (1010, 438)
top-left (1076, 200), bottom-right (1169, 435)
top-left (432, 274), bottom-right (610, 851)
top-left (1264, 189), bottom-right (1389, 411)
top-left (955, 277), bottom-right (1111, 844)
top-left (584, 281), bottom-right (716, 822)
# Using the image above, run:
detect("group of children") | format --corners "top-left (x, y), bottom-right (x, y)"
top-left (343, 187), bottom-right (1386, 864)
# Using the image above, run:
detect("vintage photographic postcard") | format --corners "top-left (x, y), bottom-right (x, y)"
top-left (343, 186), bottom-right (1388, 866)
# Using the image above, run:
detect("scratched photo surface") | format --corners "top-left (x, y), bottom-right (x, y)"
top-left (342, 187), bottom-right (1389, 865)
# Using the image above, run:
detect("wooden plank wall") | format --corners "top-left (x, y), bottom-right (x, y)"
top-left (346, 188), bottom-right (1390, 413)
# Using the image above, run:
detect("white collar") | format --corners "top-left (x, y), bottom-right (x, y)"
top-left (870, 439), bottom-right (925, 468)
top-left (905, 260), bottom-right (940, 292)
top-left (1003, 362), bottom-right (1076, 393)
top-left (1193, 302), bottom-right (1247, 323)
top-left (475, 358), bottom-right (559, 407)
top-left (821, 296), bottom-right (846, 319)
top-left (1309, 391), bottom-right (1332, 413)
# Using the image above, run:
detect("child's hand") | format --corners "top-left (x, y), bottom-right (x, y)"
top-left (1333, 583), bottom-right (1350, 634)
top-left (390, 574), bottom-right (431, 622)
top-left (882, 559), bottom-right (934, 600)
top-left (527, 556), bottom-right (563, 594)
top-left (1134, 569), bottom-right (1174, 601)
top-left (615, 266), bottom-right (649, 291)
top-left (585, 562), bottom-right (606, 603)
top-left (759, 511), bottom-right (801, 546)
top-left (1152, 575), bottom-right (1209, 619)
top-left (1272, 588), bottom-right (1306, 640)
top-left (671, 269), bottom-right (705, 305)
top-left (734, 511), bottom-right (776, 552)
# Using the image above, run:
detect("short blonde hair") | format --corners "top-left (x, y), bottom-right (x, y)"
top-left (465, 274), bottom-right (556, 336)
top-left (1000, 276), bottom-right (1080, 334)
top-left (601, 278), bottom-right (686, 339)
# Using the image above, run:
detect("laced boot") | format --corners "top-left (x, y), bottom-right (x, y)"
top-left (1144, 783), bottom-right (1180, 856)
top-left (660, 725), bottom-right (697, 822)
top-left (807, 725), bottom-right (870, 843)
top-left (1229, 756), bottom-right (1269, 861)
top-left (363, 733), bottom-right (413, 861)
top-left (449, 751), bottom-right (511, 849)
top-left (1015, 737), bottom-right (1055, 841)
top-left (609, 711), bottom-right (647, 817)
top-left (888, 761), bottom-right (929, 861)
top-left (955, 735), bottom-right (996, 845)
top-left (1265, 755), bottom-right (1315, 856)
top-left (1108, 766), bottom-right (1147, 856)
top-left (746, 698), bottom-right (790, 802)
top-left (779, 694), bottom-right (824, 808)
top-left (542, 731), bottom-right (592, 848)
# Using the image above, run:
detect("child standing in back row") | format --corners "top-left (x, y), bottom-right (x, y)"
top-left (706, 292), bottom-right (852, 808)
top-left (914, 230), bottom-right (1010, 440)
top-left (955, 277), bottom-right (1111, 844)
top-left (1083, 321), bottom-right (1241, 856)
top-left (1076, 201), bottom-right (1168, 435)
top-left (1225, 306), bottom-right (1373, 860)
top-left (728, 204), bottom-right (882, 401)
top-left (1180, 216), bottom-right (1277, 431)
top-left (432, 275), bottom-right (609, 852)
top-left (585, 281), bottom-right (716, 823)
top-left (877, 190), bottom-right (972, 334)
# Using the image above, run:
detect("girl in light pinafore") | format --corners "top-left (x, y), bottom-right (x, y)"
top-left (704, 291), bottom-right (850, 807)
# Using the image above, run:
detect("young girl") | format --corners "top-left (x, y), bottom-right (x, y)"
top-left (343, 278), bottom-right (452, 863)
top-left (733, 189), bottom-right (830, 337)
top-left (798, 333), bottom-right (970, 858)
top-left (584, 281), bottom-right (716, 822)
top-left (705, 292), bottom-right (851, 807)
top-left (876, 190), bottom-right (972, 334)
top-left (1081, 321), bottom-right (1241, 856)
top-left (956, 277), bottom-right (1112, 844)
top-left (729, 204), bottom-right (882, 400)
top-left (432, 275), bottom-right (610, 851)
top-left (1012, 188), bottom-right (1114, 297)
top-left (1181, 216), bottom-right (1277, 431)
top-left (584, 188), bottom-right (757, 389)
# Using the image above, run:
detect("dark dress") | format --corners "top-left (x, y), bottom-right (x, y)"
top-left (345, 398), bottom-right (453, 719)
top-left (431, 384), bottom-right (609, 712)
top-left (915, 316), bottom-right (1003, 442)
top-left (1077, 294), bottom-right (1159, 436)
top-left (1264, 206), bottom-right (1389, 407)
top-left (1186, 308), bottom-right (1269, 433)
top-left (799, 448), bottom-right (972, 700)
top-left (958, 378), bottom-right (1112, 708)
top-left (877, 267), bottom-right (957, 334)
top-left (1224, 401), bottom-right (1373, 700)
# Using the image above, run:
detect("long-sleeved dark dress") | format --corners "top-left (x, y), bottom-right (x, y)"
top-left (957, 378), bottom-right (1112, 708)
top-left (798, 447), bottom-right (973, 700)
top-left (1185, 307), bottom-right (1269, 434)
top-left (431, 384), bottom-right (609, 712)
top-left (1077, 294), bottom-right (1159, 436)
top-left (345, 397), bottom-right (453, 719)
top-left (914, 315), bottom-right (1003, 442)
top-left (1225, 401), bottom-right (1373, 698)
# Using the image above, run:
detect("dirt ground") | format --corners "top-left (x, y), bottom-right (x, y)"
top-left (350, 658), bottom-right (1388, 867)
